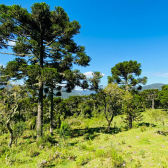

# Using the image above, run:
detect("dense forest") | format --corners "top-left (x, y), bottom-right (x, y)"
top-left (1, 2), bottom-right (168, 168)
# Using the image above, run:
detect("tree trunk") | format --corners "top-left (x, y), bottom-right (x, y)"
top-left (37, 31), bottom-right (44, 140)
top-left (58, 116), bottom-right (61, 128)
top-left (94, 102), bottom-right (95, 111)
top-left (152, 99), bottom-right (155, 109)
top-left (107, 115), bottom-right (114, 132)
top-left (6, 121), bottom-right (13, 148)
top-left (107, 122), bottom-right (111, 132)
top-left (50, 87), bottom-right (53, 135)
top-left (129, 115), bottom-right (133, 129)
top-left (37, 80), bottom-right (43, 140)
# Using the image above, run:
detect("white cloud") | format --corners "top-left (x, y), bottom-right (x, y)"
top-left (143, 71), bottom-right (168, 78)
top-left (0, 64), bottom-right (6, 68)
top-left (155, 72), bottom-right (168, 78)
top-left (84, 71), bottom-right (105, 78)
top-left (74, 86), bottom-right (86, 90)
top-left (84, 71), bottom-right (94, 78)
top-left (8, 41), bottom-right (16, 46)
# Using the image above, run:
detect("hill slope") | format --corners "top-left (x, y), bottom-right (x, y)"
top-left (141, 83), bottom-right (168, 91)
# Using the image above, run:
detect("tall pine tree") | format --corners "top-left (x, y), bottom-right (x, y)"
top-left (0, 3), bottom-right (91, 139)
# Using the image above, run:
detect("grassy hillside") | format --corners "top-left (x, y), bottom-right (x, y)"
top-left (1, 109), bottom-right (168, 167)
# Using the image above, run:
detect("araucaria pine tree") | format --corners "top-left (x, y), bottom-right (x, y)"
top-left (0, 3), bottom-right (91, 139)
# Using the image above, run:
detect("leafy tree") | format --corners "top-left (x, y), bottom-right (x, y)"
top-left (141, 89), bottom-right (159, 109)
top-left (108, 60), bottom-right (147, 129)
top-left (158, 85), bottom-right (168, 110)
top-left (98, 83), bottom-right (124, 132)
top-left (108, 60), bottom-right (147, 92)
top-left (0, 84), bottom-right (28, 147)
top-left (0, 3), bottom-right (90, 139)
top-left (88, 71), bottom-right (104, 92)
top-left (122, 93), bottom-right (144, 129)
top-left (0, 65), bottom-right (9, 88)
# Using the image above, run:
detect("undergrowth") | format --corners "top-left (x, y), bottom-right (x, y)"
top-left (0, 109), bottom-right (168, 167)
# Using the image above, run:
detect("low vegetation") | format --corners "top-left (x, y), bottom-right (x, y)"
top-left (0, 109), bottom-right (168, 168)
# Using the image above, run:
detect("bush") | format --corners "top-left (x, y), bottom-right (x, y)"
top-left (28, 117), bottom-right (36, 130)
top-left (76, 155), bottom-right (91, 166)
top-left (111, 148), bottom-right (124, 167)
top-left (68, 118), bottom-right (82, 126)
top-left (29, 150), bottom-right (40, 157)
top-left (140, 126), bottom-right (147, 132)
top-left (36, 134), bottom-right (57, 148)
top-left (58, 122), bottom-right (71, 139)
top-left (0, 145), bottom-right (10, 158)
top-left (13, 121), bottom-right (26, 144)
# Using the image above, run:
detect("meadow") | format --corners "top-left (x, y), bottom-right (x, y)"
top-left (0, 109), bottom-right (168, 168)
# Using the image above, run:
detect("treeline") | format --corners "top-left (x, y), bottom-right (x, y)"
top-left (1, 80), bottom-right (168, 147)
top-left (0, 2), bottom-right (168, 148)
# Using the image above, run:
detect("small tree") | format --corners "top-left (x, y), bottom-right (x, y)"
top-left (122, 93), bottom-right (144, 129)
top-left (98, 83), bottom-right (124, 132)
top-left (141, 89), bottom-right (159, 109)
top-left (0, 84), bottom-right (28, 147)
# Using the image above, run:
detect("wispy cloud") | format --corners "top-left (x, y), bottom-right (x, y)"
top-left (155, 72), bottom-right (168, 77)
top-left (84, 71), bottom-right (105, 78)
top-left (143, 71), bottom-right (168, 78)
top-left (8, 41), bottom-right (16, 46)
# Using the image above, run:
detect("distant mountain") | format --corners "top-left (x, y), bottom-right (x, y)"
top-left (0, 84), bottom-right (95, 99)
top-left (54, 89), bottom-right (95, 99)
top-left (4, 83), bottom-right (166, 99)
top-left (141, 83), bottom-right (168, 91)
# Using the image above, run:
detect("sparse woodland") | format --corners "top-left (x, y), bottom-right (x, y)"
top-left (1, 2), bottom-right (168, 168)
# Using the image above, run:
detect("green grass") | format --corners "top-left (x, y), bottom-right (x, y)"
top-left (1, 109), bottom-right (168, 167)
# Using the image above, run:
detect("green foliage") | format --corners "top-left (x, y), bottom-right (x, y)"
top-left (0, 2), bottom-right (91, 139)
top-left (111, 148), bottom-right (124, 167)
top-left (68, 118), bottom-right (82, 126)
top-left (0, 145), bottom-right (10, 158)
top-left (159, 85), bottom-right (168, 110)
top-left (29, 150), bottom-right (40, 157)
top-left (140, 126), bottom-right (147, 132)
top-left (108, 60), bottom-right (147, 91)
top-left (58, 122), bottom-right (71, 139)
top-left (141, 89), bottom-right (159, 109)
top-left (98, 83), bottom-right (124, 131)
top-left (36, 134), bottom-right (57, 148)
top-left (149, 109), bottom-right (168, 125)
top-left (76, 155), bottom-right (91, 166)
top-left (13, 121), bottom-right (26, 138)
top-left (88, 71), bottom-right (104, 92)
top-left (122, 93), bottom-right (144, 129)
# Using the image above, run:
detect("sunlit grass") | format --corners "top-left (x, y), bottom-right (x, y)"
top-left (1, 109), bottom-right (168, 167)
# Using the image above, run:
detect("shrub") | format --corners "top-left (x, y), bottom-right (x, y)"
top-left (111, 148), bottom-right (124, 167)
top-left (36, 134), bottom-right (57, 148)
top-left (84, 133), bottom-right (95, 140)
top-left (30, 151), bottom-right (40, 157)
top-left (58, 122), bottom-right (71, 139)
top-left (76, 155), bottom-right (91, 166)
top-left (140, 126), bottom-right (147, 132)
top-left (0, 145), bottom-right (10, 158)
top-left (13, 121), bottom-right (26, 145)
top-left (68, 118), bottom-right (82, 126)
top-left (95, 149), bottom-right (107, 157)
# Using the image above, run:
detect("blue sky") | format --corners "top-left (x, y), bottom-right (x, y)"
top-left (1, 0), bottom-right (168, 87)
